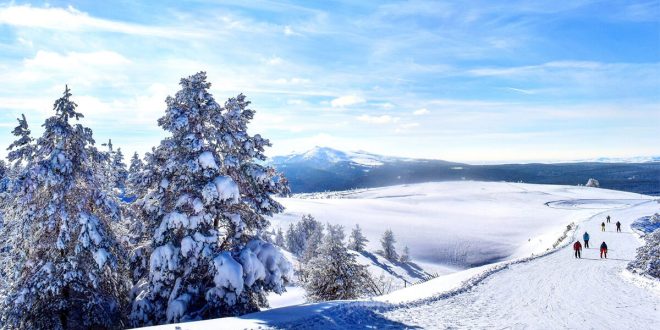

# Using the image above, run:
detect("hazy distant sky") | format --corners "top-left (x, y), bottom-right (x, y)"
top-left (0, 1), bottom-right (658, 163)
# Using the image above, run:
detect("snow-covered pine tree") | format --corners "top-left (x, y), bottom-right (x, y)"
top-left (275, 227), bottom-right (285, 248)
top-left (112, 147), bottom-right (129, 190)
top-left (6, 113), bottom-right (35, 167)
top-left (347, 224), bottom-right (368, 252)
top-left (284, 214), bottom-right (324, 258)
top-left (285, 223), bottom-right (297, 252)
top-left (1, 86), bottom-right (128, 329)
top-left (302, 224), bottom-right (370, 302)
top-left (381, 229), bottom-right (398, 261)
top-left (126, 151), bottom-right (146, 200)
top-left (130, 72), bottom-right (291, 326)
top-left (300, 222), bottom-right (324, 264)
top-left (400, 246), bottom-right (411, 263)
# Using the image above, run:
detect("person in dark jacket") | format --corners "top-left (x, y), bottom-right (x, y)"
top-left (616, 221), bottom-right (622, 232)
top-left (607, 215), bottom-right (611, 223)
top-left (600, 241), bottom-right (608, 258)
top-left (573, 241), bottom-right (582, 258)
top-left (583, 232), bottom-right (590, 248)
top-left (601, 222), bottom-right (606, 232)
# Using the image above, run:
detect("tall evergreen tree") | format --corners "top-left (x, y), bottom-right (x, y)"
top-left (128, 152), bottom-right (144, 176)
top-left (381, 229), bottom-right (398, 261)
top-left (348, 224), bottom-right (368, 252)
top-left (130, 72), bottom-right (291, 326)
top-left (275, 227), bottom-right (285, 248)
top-left (1, 86), bottom-right (128, 329)
top-left (302, 224), bottom-right (370, 302)
top-left (112, 147), bottom-right (128, 190)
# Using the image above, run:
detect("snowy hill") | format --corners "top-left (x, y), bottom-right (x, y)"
top-left (269, 147), bottom-right (660, 195)
top-left (266, 249), bottom-right (434, 309)
top-left (143, 181), bottom-right (660, 329)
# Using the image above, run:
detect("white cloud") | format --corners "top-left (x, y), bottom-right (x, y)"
top-left (0, 5), bottom-right (201, 38)
top-left (266, 56), bottom-right (284, 65)
top-left (380, 102), bottom-right (395, 109)
top-left (283, 25), bottom-right (300, 36)
top-left (413, 108), bottom-right (429, 115)
top-left (357, 114), bottom-right (399, 124)
top-left (331, 95), bottom-right (366, 108)
top-left (25, 50), bottom-right (131, 68)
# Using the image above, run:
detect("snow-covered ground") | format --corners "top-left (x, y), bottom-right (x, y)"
top-left (271, 182), bottom-right (645, 268)
top-left (141, 182), bottom-right (660, 329)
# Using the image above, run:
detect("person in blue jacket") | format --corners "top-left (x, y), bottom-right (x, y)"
top-left (583, 231), bottom-right (590, 248)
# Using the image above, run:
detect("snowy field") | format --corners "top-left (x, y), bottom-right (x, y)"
top-left (142, 181), bottom-right (660, 329)
top-left (271, 182), bottom-right (646, 268)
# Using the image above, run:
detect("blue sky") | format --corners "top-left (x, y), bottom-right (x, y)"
top-left (0, 0), bottom-right (658, 163)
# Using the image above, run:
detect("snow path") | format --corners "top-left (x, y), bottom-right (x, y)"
top-left (272, 199), bottom-right (660, 329)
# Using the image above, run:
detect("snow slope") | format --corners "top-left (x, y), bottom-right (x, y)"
top-left (141, 182), bottom-right (659, 329)
top-left (266, 250), bottom-right (434, 309)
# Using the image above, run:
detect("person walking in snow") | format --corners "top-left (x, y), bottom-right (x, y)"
top-left (616, 221), bottom-right (622, 232)
top-left (573, 241), bottom-right (582, 258)
top-left (607, 215), bottom-right (611, 223)
top-left (601, 222), bottom-right (606, 232)
top-left (600, 241), bottom-right (608, 259)
top-left (583, 231), bottom-right (590, 248)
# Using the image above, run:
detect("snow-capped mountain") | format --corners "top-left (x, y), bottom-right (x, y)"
top-left (582, 156), bottom-right (660, 163)
top-left (269, 147), bottom-right (660, 195)
top-left (271, 146), bottom-right (416, 169)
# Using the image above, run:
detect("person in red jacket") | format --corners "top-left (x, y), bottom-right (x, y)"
top-left (573, 241), bottom-right (582, 258)
top-left (600, 241), bottom-right (608, 258)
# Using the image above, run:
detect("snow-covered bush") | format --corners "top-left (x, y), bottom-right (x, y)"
top-left (302, 224), bottom-right (370, 302)
top-left (1, 87), bottom-right (129, 329)
top-left (585, 178), bottom-right (599, 187)
top-left (400, 246), bottom-right (411, 263)
top-left (130, 72), bottom-right (290, 326)
top-left (628, 228), bottom-right (660, 279)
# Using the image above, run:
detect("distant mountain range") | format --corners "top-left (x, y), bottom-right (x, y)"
top-left (269, 147), bottom-right (660, 195)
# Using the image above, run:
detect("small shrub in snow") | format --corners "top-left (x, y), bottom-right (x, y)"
top-left (585, 178), bottom-right (599, 187)
top-left (400, 246), bottom-right (411, 263)
top-left (628, 228), bottom-right (660, 279)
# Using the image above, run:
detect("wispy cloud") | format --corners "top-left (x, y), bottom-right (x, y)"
top-left (0, 4), bottom-right (202, 38)
top-left (0, 1), bottom-right (657, 162)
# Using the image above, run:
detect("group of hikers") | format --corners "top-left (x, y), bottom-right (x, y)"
top-left (573, 215), bottom-right (621, 259)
